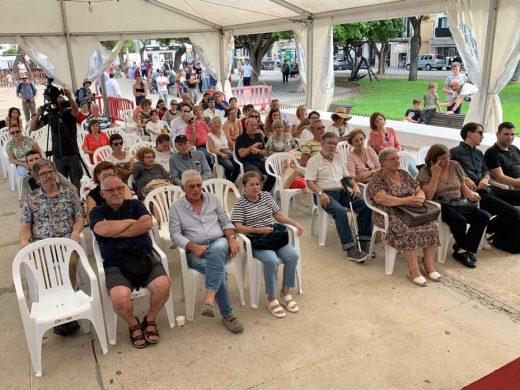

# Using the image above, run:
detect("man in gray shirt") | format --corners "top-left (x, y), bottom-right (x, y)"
top-left (169, 170), bottom-right (244, 333)
top-left (169, 135), bottom-right (212, 185)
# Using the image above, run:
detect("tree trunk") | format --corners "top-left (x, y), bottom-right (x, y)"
top-left (139, 46), bottom-right (146, 64)
top-left (250, 52), bottom-right (264, 85)
top-left (509, 60), bottom-right (520, 84)
top-left (375, 43), bottom-right (388, 74)
top-left (408, 16), bottom-right (424, 81)
top-left (174, 44), bottom-right (187, 72)
top-left (235, 33), bottom-right (279, 85)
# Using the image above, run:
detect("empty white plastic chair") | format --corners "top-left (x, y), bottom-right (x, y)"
top-left (12, 238), bottom-right (108, 376)
top-left (123, 133), bottom-right (142, 149)
top-left (417, 145), bottom-right (431, 165)
top-left (129, 141), bottom-right (155, 156)
top-left (92, 232), bottom-right (175, 345)
top-left (92, 145), bottom-right (113, 164)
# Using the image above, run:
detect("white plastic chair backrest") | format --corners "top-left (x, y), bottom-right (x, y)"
top-left (123, 133), bottom-right (142, 148)
top-left (80, 118), bottom-right (89, 131)
top-left (265, 152), bottom-right (300, 179)
top-left (127, 174), bottom-right (134, 190)
top-left (417, 145), bottom-right (431, 165)
top-left (143, 185), bottom-right (183, 226)
top-left (398, 151), bottom-right (417, 173)
top-left (77, 131), bottom-right (88, 147)
top-left (130, 141), bottom-right (155, 156)
top-left (104, 128), bottom-right (124, 138)
top-left (12, 238), bottom-right (83, 298)
top-left (29, 128), bottom-right (45, 143)
top-left (93, 145), bottom-right (113, 163)
top-left (0, 131), bottom-right (12, 147)
top-left (121, 109), bottom-right (135, 124)
top-left (337, 141), bottom-right (350, 162)
top-left (202, 178), bottom-right (240, 216)
top-left (0, 127), bottom-right (9, 139)
top-left (232, 149), bottom-right (244, 174)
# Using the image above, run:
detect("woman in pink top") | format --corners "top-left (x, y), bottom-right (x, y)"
top-left (368, 112), bottom-right (402, 154)
top-left (346, 129), bottom-right (381, 184)
top-left (185, 105), bottom-right (211, 162)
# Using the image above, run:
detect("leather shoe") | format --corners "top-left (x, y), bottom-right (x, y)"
top-left (467, 252), bottom-right (477, 262)
top-left (452, 251), bottom-right (476, 268)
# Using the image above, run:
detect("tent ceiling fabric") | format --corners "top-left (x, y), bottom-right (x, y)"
top-left (0, 0), bottom-right (444, 40)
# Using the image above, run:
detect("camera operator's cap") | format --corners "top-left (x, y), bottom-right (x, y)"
top-left (331, 107), bottom-right (352, 121)
top-left (175, 135), bottom-right (188, 144)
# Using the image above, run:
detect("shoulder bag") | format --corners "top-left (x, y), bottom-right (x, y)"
top-left (246, 223), bottom-right (289, 251)
top-left (438, 195), bottom-right (478, 214)
top-left (395, 202), bottom-right (440, 228)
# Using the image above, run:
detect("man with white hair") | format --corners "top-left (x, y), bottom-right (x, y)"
top-left (169, 170), bottom-right (244, 333)
top-left (83, 103), bottom-right (112, 130)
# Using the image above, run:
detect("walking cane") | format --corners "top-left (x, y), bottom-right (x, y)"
top-left (340, 177), bottom-right (362, 252)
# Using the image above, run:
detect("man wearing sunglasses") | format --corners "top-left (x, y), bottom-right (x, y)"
top-left (450, 122), bottom-right (520, 253)
top-left (20, 158), bottom-right (84, 336)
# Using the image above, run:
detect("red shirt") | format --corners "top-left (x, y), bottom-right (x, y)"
top-left (368, 127), bottom-right (402, 154)
top-left (82, 132), bottom-right (110, 163)
top-left (185, 119), bottom-right (210, 147)
top-left (76, 111), bottom-right (90, 125)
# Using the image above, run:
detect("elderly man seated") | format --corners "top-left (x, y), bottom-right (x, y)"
top-left (169, 170), bottom-right (244, 333)
top-left (305, 132), bottom-right (373, 262)
top-left (83, 103), bottom-right (112, 131)
top-left (20, 159), bottom-right (84, 336)
top-left (169, 135), bottom-right (212, 186)
top-left (90, 173), bottom-right (171, 348)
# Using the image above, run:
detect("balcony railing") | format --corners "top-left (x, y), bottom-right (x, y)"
top-left (435, 27), bottom-right (452, 38)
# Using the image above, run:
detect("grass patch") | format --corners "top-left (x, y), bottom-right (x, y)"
top-left (336, 78), bottom-right (520, 132)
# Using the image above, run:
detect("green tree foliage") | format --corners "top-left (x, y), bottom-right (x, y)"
top-left (365, 19), bottom-right (404, 74)
top-left (2, 48), bottom-right (17, 55)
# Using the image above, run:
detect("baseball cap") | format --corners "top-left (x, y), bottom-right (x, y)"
top-left (175, 135), bottom-right (188, 143)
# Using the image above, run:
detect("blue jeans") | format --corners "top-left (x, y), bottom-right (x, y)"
top-left (186, 237), bottom-right (233, 317)
top-left (16, 165), bottom-right (28, 177)
top-left (323, 189), bottom-right (373, 249)
top-left (253, 243), bottom-right (298, 296)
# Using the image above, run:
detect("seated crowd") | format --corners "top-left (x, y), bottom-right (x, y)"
top-left (11, 83), bottom-right (520, 352)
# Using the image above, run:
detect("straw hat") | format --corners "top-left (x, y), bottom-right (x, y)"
top-left (331, 107), bottom-right (352, 120)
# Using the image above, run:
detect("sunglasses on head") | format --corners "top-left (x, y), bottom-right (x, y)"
top-left (384, 134), bottom-right (390, 142)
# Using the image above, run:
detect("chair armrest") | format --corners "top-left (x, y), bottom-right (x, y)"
top-left (237, 232), bottom-right (253, 263)
top-left (490, 179), bottom-right (511, 190)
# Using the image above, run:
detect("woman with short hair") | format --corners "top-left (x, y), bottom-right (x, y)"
top-left (82, 119), bottom-right (110, 164)
top-left (346, 129), bottom-right (380, 184)
top-left (133, 147), bottom-right (171, 199)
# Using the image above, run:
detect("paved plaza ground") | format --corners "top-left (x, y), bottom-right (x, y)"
top-left (0, 72), bottom-right (519, 389)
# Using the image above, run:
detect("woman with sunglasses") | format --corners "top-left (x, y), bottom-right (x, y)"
top-left (6, 125), bottom-right (42, 176)
top-left (82, 119), bottom-right (110, 164)
top-left (105, 133), bottom-right (136, 181)
top-left (368, 112), bottom-right (402, 154)
top-left (163, 100), bottom-right (179, 124)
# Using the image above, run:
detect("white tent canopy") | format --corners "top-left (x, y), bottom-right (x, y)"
top-left (1, 0), bottom-right (518, 131)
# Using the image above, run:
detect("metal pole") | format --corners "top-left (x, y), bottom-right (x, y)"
top-left (59, 0), bottom-right (78, 91)
top-left (219, 31), bottom-right (225, 90)
top-left (96, 50), bottom-right (111, 120)
top-left (479, 0), bottom-right (499, 129)
top-left (306, 18), bottom-right (313, 108)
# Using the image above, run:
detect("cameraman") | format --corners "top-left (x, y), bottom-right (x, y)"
top-left (30, 88), bottom-right (82, 191)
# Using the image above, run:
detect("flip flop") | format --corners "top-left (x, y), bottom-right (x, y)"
top-left (279, 293), bottom-right (299, 313)
top-left (267, 298), bottom-right (286, 318)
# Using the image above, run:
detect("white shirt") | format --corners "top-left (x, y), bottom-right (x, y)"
top-left (105, 78), bottom-right (121, 97)
top-left (305, 153), bottom-right (350, 190)
top-left (203, 108), bottom-right (224, 120)
top-left (155, 149), bottom-right (171, 172)
top-left (146, 120), bottom-right (169, 143)
top-left (242, 64), bottom-right (253, 78)
top-left (299, 128), bottom-right (313, 146)
top-left (156, 76), bottom-right (169, 94)
top-left (170, 116), bottom-right (188, 139)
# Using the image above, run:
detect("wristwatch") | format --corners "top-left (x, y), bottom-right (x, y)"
top-left (228, 234), bottom-right (237, 240)
top-left (318, 191), bottom-right (323, 196)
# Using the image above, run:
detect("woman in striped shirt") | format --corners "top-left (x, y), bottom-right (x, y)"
top-left (231, 171), bottom-right (304, 318)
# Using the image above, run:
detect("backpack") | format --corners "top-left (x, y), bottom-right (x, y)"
top-left (17, 82), bottom-right (37, 96)
top-left (74, 87), bottom-right (87, 105)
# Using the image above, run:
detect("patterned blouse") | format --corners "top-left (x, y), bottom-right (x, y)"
top-left (416, 160), bottom-right (467, 199)
top-left (346, 146), bottom-right (380, 177)
top-left (6, 136), bottom-right (37, 160)
top-left (20, 186), bottom-right (83, 241)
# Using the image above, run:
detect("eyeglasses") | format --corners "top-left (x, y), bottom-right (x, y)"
top-left (250, 115), bottom-right (259, 119)
top-left (474, 130), bottom-right (484, 135)
top-left (38, 169), bottom-right (56, 177)
top-left (112, 141), bottom-right (123, 146)
top-left (10, 130), bottom-right (21, 135)
top-left (171, 102), bottom-right (178, 105)
top-left (101, 186), bottom-right (125, 194)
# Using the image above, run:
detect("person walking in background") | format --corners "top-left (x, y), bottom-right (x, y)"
top-left (240, 59), bottom-right (253, 86)
top-left (281, 60), bottom-right (290, 83)
top-left (16, 75), bottom-right (37, 122)
top-left (105, 73), bottom-right (121, 98)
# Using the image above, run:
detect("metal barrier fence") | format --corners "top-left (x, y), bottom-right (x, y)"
top-left (93, 96), bottom-right (134, 123)
top-left (231, 85), bottom-right (272, 111)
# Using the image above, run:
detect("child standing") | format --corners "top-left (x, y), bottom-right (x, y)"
top-left (422, 82), bottom-right (442, 124)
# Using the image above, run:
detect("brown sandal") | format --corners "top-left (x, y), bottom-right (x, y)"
top-left (129, 317), bottom-right (148, 349)
top-left (142, 315), bottom-right (160, 344)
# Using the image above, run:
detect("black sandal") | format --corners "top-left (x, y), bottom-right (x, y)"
top-left (129, 317), bottom-right (148, 349)
top-left (141, 315), bottom-right (160, 344)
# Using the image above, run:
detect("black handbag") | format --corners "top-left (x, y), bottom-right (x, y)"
top-left (246, 223), bottom-right (289, 250)
top-left (118, 243), bottom-right (153, 288)
top-left (438, 195), bottom-right (478, 213)
top-left (395, 202), bottom-right (440, 228)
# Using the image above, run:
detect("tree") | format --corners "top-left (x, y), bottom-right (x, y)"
top-left (365, 19), bottom-right (404, 74)
top-left (101, 40), bottom-right (136, 71)
top-left (2, 48), bottom-right (16, 55)
top-left (234, 31), bottom-right (293, 84)
top-left (408, 16), bottom-right (427, 81)
top-left (333, 23), bottom-right (369, 63)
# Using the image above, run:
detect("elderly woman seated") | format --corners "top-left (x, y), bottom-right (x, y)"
top-left (231, 171), bottom-right (304, 318)
top-left (266, 119), bottom-right (298, 155)
top-left (132, 147), bottom-right (171, 200)
top-left (416, 144), bottom-right (490, 268)
top-left (346, 129), bottom-right (381, 184)
top-left (105, 133), bottom-right (136, 182)
top-left (366, 148), bottom-right (440, 287)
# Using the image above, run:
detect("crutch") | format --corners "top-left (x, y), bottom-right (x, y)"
top-left (340, 177), bottom-right (362, 252)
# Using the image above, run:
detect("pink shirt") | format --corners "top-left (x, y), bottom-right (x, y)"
top-left (368, 127), bottom-right (402, 154)
top-left (346, 146), bottom-right (380, 177)
top-left (185, 119), bottom-right (210, 147)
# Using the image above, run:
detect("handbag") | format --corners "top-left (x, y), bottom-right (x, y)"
top-left (118, 243), bottom-right (153, 288)
top-left (438, 195), bottom-right (478, 213)
top-left (395, 202), bottom-right (440, 228)
top-left (246, 223), bottom-right (289, 250)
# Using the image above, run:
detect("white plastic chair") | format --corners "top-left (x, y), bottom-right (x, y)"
top-left (76, 131), bottom-right (88, 148)
top-left (232, 149), bottom-right (245, 188)
top-left (143, 185), bottom-right (184, 253)
top-left (398, 150), bottom-right (418, 177)
top-left (121, 109), bottom-right (137, 133)
top-left (104, 128), bottom-right (125, 138)
top-left (2, 143), bottom-right (18, 191)
top-left (129, 141), bottom-right (155, 156)
top-left (123, 133), bottom-right (142, 149)
top-left (206, 143), bottom-right (225, 179)
top-left (239, 224), bottom-right (303, 309)
top-left (12, 238), bottom-right (108, 376)
top-left (417, 145), bottom-right (431, 165)
top-left (265, 152), bottom-right (306, 216)
top-left (0, 131), bottom-right (12, 178)
top-left (92, 145), bottom-right (113, 164)
top-left (337, 140), bottom-right (351, 161)
top-left (92, 233), bottom-right (175, 345)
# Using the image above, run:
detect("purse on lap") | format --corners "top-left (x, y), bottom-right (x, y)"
top-left (395, 203), bottom-right (440, 228)
top-left (437, 195), bottom-right (478, 213)
top-left (246, 223), bottom-right (289, 250)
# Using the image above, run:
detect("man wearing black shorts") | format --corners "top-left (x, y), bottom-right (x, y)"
top-left (90, 173), bottom-right (171, 348)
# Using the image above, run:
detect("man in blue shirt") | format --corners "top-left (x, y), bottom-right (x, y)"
top-left (169, 170), bottom-right (244, 333)
top-left (16, 76), bottom-right (37, 121)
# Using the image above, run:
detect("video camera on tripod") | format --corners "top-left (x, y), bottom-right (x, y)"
top-left (40, 78), bottom-right (71, 114)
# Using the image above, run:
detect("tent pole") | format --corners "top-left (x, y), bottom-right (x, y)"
top-left (306, 18), bottom-right (313, 108)
top-left (219, 31), bottom-right (225, 90)
top-left (59, 0), bottom-right (78, 91)
top-left (479, 0), bottom-right (499, 129)
top-left (96, 50), bottom-right (111, 121)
